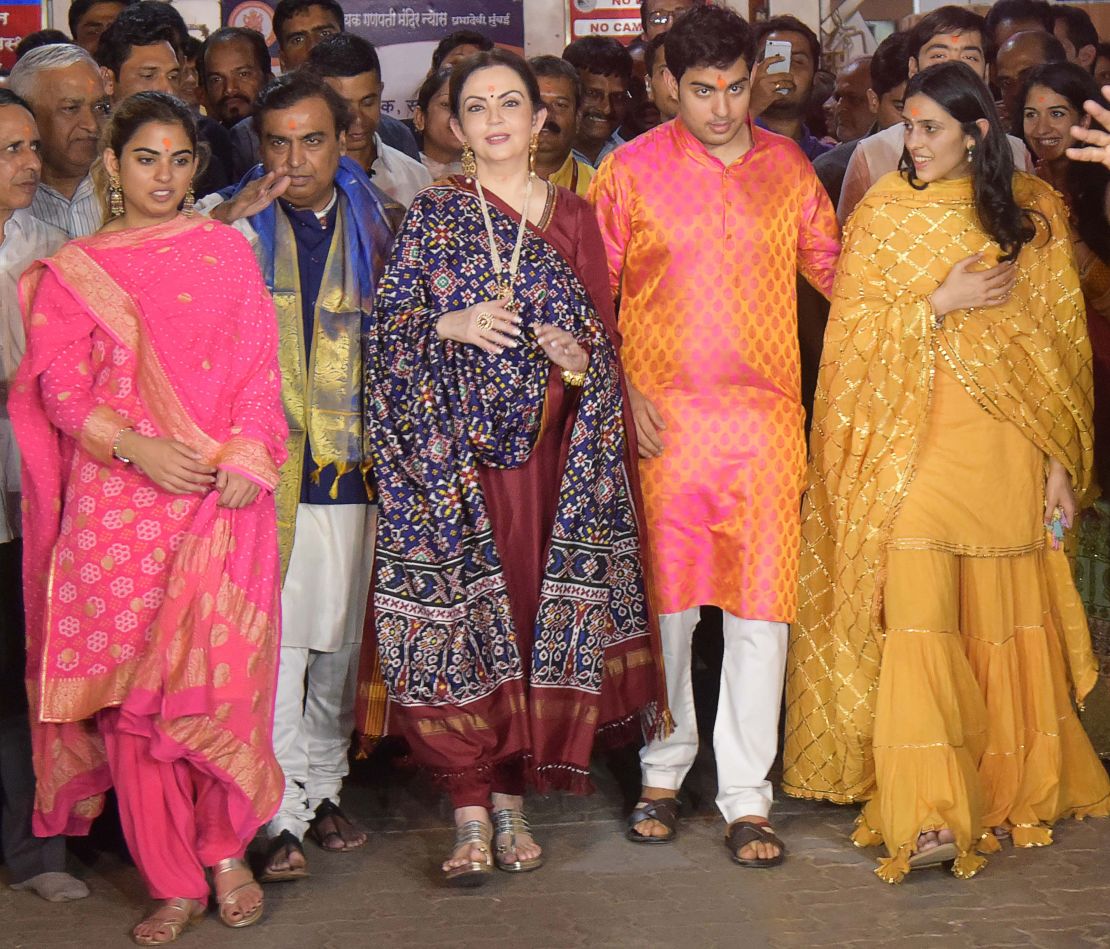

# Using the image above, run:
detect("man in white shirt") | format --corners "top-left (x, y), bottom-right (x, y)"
top-left (837, 6), bottom-right (1033, 223)
top-left (305, 34), bottom-right (431, 207)
top-left (0, 89), bottom-right (87, 905)
top-left (7, 44), bottom-right (109, 238)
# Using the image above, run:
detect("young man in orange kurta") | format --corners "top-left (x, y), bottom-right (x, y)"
top-left (589, 5), bottom-right (839, 865)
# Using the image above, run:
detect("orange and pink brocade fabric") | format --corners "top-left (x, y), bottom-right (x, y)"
top-left (589, 120), bottom-right (840, 621)
top-left (11, 217), bottom-right (288, 837)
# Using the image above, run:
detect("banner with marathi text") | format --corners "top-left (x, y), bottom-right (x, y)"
top-left (223, 0), bottom-right (524, 118)
top-left (0, 0), bottom-right (42, 72)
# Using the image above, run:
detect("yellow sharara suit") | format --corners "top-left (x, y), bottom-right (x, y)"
top-left (783, 171), bottom-right (1110, 883)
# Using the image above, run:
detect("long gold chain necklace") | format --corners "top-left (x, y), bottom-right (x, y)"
top-left (474, 172), bottom-right (533, 309)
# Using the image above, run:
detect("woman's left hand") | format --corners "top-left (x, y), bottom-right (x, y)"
top-left (534, 324), bottom-right (588, 373)
top-left (1044, 458), bottom-right (1077, 529)
top-left (216, 469), bottom-right (261, 509)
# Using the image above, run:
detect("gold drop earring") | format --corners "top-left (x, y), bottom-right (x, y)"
top-left (182, 182), bottom-right (196, 215)
top-left (529, 133), bottom-right (538, 177)
top-left (108, 174), bottom-right (125, 217)
top-left (462, 143), bottom-right (477, 179)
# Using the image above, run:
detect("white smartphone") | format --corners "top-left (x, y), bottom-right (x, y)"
top-left (764, 39), bottom-right (792, 73)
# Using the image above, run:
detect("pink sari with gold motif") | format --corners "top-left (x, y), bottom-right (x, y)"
top-left (11, 216), bottom-right (288, 841)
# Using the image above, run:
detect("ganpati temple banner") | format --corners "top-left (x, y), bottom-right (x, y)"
top-left (223, 0), bottom-right (524, 118)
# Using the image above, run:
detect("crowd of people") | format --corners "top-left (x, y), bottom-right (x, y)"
top-left (2, 0), bottom-right (1110, 943)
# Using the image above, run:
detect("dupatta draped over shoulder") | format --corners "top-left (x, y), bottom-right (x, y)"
top-left (783, 172), bottom-right (1097, 804)
top-left (363, 178), bottom-right (667, 791)
top-left (12, 217), bottom-right (288, 838)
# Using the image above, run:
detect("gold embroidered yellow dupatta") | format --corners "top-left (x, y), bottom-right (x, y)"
top-left (783, 172), bottom-right (1096, 804)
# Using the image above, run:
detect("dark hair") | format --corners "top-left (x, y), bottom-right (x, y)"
top-left (15, 30), bottom-right (71, 61)
top-left (639, 0), bottom-right (705, 32)
top-left (529, 54), bottom-right (582, 111)
top-left (253, 70), bottom-right (351, 136)
top-left (431, 30), bottom-right (494, 71)
top-left (273, 0), bottom-right (344, 48)
top-left (753, 15), bottom-right (821, 69)
top-left (664, 4), bottom-right (752, 83)
top-left (562, 36), bottom-right (633, 85)
top-left (448, 48), bottom-right (542, 118)
top-left (869, 31), bottom-right (910, 98)
top-left (96, 1), bottom-right (187, 76)
top-left (907, 6), bottom-right (985, 65)
top-left (644, 33), bottom-right (668, 75)
top-left (416, 66), bottom-right (453, 115)
top-left (305, 33), bottom-right (380, 79)
top-left (97, 92), bottom-right (201, 216)
top-left (181, 35), bottom-right (201, 62)
top-left (1052, 5), bottom-right (1099, 61)
top-left (900, 62), bottom-right (1037, 262)
top-left (68, 0), bottom-right (133, 38)
top-left (198, 27), bottom-right (273, 88)
top-left (984, 0), bottom-right (1054, 45)
top-left (1016, 61), bottom-right (1110, 262)
top-left (0, 88), bottom-right (34, 113)
top-left (103, 89), bottom-right (197, 154)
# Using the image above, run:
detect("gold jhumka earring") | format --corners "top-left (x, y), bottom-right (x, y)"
top-left (462, 144), bottom-right (477, 179)
top-left (182, 184), bottom-right (196, 215)
top-left (529, 133), bottom-right (538, 177)
top-left (108, 175), bottom-right (125, 217)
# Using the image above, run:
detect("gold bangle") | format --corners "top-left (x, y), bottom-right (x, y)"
top-left (560, 368), bottom-right (586, 387)
top-left (112, 426), bottom-right (135, 464)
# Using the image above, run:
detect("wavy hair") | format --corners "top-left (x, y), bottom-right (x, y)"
top-left (1015, 62), bottom-right (1110, 264)
top-left (900, 62), bottom-right (1037, 262)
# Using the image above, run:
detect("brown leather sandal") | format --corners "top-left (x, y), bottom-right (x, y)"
top-left (725, 818), bottom-right (786, 868)
top-left (626, 797), bottom-right (680, 844)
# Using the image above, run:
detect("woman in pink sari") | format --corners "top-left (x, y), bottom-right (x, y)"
top-left (11, 93), bottom-right (287, 945)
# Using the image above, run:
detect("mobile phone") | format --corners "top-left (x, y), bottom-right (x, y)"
top-left (764, 39), bottom-right (792, 73)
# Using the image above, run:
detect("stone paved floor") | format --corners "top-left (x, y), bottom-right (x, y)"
top-left (5, 628), bottom-right (1110, 949)
top-left (6, 739), bottom-right (1109, 949)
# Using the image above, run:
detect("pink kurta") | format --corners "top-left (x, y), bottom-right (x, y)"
top-left (589, 120), bottom-right (840, 621)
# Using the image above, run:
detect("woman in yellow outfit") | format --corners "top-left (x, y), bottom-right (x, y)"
top-left (782, 61), bottom-right (1110, 884)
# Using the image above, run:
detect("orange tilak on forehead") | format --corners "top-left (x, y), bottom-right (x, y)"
top-left (950, 35), bottom-right (961, 43)
top-left (910, 106), bottom-right (921, 116)
top-left (715, 73), bottom-right (727, 89)
top-left (286, 119), bottom-right (297, 129)
top-left (162, 137), bottom-right (172, 149)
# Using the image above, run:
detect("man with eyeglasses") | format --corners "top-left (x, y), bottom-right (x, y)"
top-left (563, 37), bottom-right (635, 167)
top-left (642, 0), bottom-right (701, 42)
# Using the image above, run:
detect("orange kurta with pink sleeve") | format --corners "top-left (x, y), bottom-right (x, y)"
top-left (588, 120), bottom-right (840, 621)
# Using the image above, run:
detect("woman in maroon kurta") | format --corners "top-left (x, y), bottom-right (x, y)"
top-left (360, 50), bottom-right (666, 886)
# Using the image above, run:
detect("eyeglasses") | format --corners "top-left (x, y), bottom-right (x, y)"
top-left (647, 10), bottom-right (685, 27)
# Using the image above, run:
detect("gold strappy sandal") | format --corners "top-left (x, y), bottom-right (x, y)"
top-left (493, 809), bottom-right (544, 873)
top-left (443, 818), bottom-right (494, 887)
top-left (211, 858), bottom-right (263, 929)
top-left (131, 897), bottom-right (206, 946)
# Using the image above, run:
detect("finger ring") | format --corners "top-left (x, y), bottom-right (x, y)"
top-left (475, 312), bottom-right (493, 330)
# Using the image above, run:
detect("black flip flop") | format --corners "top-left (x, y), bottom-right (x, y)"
top-left (258, 830), bottom-right (309, 883)
top-left (725, 818), bottom-right (786, 868)
top-left (626, 797), bottom-right (680, 844)
top-left (308, 799), bottom-right (366, 853)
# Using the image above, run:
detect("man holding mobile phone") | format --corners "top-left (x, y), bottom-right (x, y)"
top-left (750, 16), bottom-right (832, 161)
top-left (589, 3), bottom-right (839, 869)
